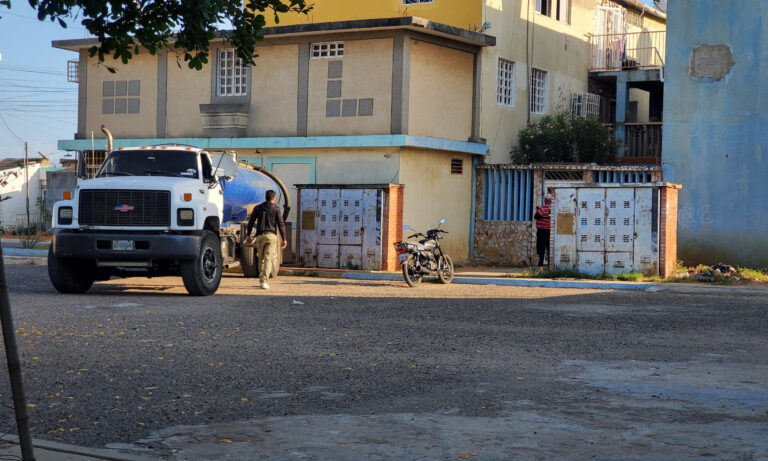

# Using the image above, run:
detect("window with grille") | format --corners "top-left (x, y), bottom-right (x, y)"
top-left (311, 42), bottom-right (344, 58)
top-left (626, 9), bottom-right (644, 28)
top-left (482, 169), bottom-right (534, 221)
top-left (217, 49), bottom-right (248, 97)
top-left (497, 58), bottom-right (515, 107)
top-left (451, 158), bottom-right (463, 175)
top-left (571, 93), bottom-right (600, 117)
top-left (67, 60), bottom-right (79, 83)
top-left (530, 68), bottom-right (548, 114)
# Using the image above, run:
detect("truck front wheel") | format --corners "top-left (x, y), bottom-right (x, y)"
top-left (47, 246), bottom-right (95, 294)
top-left (181, 232), bottom-right (222, 296)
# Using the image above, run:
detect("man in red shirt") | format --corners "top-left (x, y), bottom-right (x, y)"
top-left (534, 193), bottom-right (553, 267)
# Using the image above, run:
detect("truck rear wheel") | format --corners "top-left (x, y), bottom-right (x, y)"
top-left (181, 232), bottom-right (222, 296)
top-left (47, 246), bottom-right (95, 294)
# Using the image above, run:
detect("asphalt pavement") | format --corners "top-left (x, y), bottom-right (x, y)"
top-left (0, 264), bottom-right (766, 460)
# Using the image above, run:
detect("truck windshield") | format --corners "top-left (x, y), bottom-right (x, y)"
top-left (96, 150), bottom-right (199, 178)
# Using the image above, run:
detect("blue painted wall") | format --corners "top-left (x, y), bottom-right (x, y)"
top-left (663, 0), bottom-right (768, 266)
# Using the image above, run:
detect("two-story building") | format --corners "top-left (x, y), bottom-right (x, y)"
top-left (53, 0), bottom-right (667, 268)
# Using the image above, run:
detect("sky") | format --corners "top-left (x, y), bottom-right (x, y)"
top-left (0, 5), bottom-right (88, 159)
top-left (0, 0), bottom-right (661, 161)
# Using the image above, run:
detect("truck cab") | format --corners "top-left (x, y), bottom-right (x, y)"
top-left (49, 145), bottom-right (238, 296)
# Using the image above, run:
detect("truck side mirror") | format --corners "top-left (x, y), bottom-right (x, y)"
top-left (76, 151), bottom-right (90, 179)
top-left (211, 152), bottom-right (238, 180)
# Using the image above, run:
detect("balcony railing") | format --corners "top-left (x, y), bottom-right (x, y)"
top-left (589, 31), bottom-right (666, 71)
top-left (622, 122), bottom-right (662, 162)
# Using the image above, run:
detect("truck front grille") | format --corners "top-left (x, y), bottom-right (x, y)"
top-left (79, 190), bottom-right (171, 226)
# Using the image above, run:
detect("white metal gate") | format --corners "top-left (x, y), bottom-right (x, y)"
top-left (552, 185), bottom-right (659, 275)
top-left (298, 187), bottom-right (383, 270)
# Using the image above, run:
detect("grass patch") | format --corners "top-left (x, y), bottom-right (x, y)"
top-left (518, 268), bottom-right (644, 282)
top-left (736, 267), bottom-right (768, 282)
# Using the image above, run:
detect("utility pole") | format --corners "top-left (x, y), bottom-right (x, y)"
top-left (24, 142), bottom-right (30, 229)
top-left (0, 243), bottom-right (36, 461)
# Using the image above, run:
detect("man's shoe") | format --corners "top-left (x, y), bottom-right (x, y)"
top-left (261, 282), bottom-right (270, 289)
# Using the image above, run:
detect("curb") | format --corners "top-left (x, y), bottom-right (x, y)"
top-left (0, 434), bottom-right (158, 461)
top-left (2, 248), bottom-right (48, 256)
top-left (342, 272), bottom-right (657, 291)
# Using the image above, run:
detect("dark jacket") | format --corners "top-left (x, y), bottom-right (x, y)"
top-left (246, 201), bottom-right (286, 240)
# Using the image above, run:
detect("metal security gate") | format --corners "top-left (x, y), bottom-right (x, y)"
top-left (552, 184), bottom-right (660, 275)
top-left (298, 186), bottom-right (383, 270)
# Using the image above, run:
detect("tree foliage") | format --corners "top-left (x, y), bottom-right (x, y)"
top-left (511, 112), bottom-right (620, 165)
top-left (0, 0), bottom-right (311, 71)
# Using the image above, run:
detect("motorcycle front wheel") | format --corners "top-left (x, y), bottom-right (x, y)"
top-left (437, 254), bottom-right (454, 284)
top-left (402, 256), bottom-right (423, 287)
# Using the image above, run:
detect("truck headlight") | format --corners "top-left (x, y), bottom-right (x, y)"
top-left (58, 207), bottom-right (73, 225)
top-left (177, 208), bottom-right (194, 226)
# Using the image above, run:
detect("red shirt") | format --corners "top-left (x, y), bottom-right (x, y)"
top-left (535, 204), bottom-right (551, 229)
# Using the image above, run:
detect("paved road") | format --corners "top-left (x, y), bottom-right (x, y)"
top-left (1, 265), bottom-right (767, 460)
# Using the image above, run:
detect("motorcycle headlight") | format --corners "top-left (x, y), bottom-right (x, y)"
top-left (58, 207), bottom-right (73, 225)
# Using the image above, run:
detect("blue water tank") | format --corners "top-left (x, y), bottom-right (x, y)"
top-left (220, 166), bottom-right (284, 224)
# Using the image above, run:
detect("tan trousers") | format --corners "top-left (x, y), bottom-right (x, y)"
top-left (255, 232), bottom-right (278, 284)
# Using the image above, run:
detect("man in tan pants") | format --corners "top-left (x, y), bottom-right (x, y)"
top-left (245, 190), bottom-right (287, 289)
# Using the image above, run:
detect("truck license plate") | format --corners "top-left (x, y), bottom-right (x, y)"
top-left (398, 253), bottom-right (409, 262)
top-left (112, 240), bottom-right (134, 251)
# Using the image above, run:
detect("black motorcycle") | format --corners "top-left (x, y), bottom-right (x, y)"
top-left (394, 219), bottom-right (454, 287)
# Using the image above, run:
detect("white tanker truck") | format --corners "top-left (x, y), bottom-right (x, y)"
top-left (48, 130), bottom-right (290, 296)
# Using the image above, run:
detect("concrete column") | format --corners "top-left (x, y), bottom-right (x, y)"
top-left (615, 73), bottom-right (628, 156)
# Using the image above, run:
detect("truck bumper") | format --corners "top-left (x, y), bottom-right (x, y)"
top-left (52, 231), bottom-right (202, 260)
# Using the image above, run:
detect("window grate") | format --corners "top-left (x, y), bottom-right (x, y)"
top-left (217, 49), bottom-right (248, 97)
top-left (593, 170), bottom-right (653, 183)
top-left (497, 58), bottom-right (515, 107)
top-left (544, 170), bottom-right (583, 181)
top-left (482, 169), bottom-right (534, 221)
top-left (571, 93), bottom-right (600, 117)
top-left (67, 60), bottom-right (79, 83)
top-left (530, 68), bottom-right (547, 114)
top-left (450, 158), bottom-right (463, 175)
top-left (311, 41), bottom-right (344, 58)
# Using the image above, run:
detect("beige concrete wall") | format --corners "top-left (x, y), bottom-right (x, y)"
top-left (398, 148), bottom-right (473, 260)
top-left (408, 40), bottom-right (474, 141)
top-left (249, 44), bottom-right (299, 137)
top-left (307, 38), bottom-right (393, 136)
top-left (238, 148), bottom-right (401, 186)
top-left (85, 53), bottom-right (158, 138)
top-left (165, 52), bottom-right (211, 138)
top-left (479, 0), bottom-right (595, 163)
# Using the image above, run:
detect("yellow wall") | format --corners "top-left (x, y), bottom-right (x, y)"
top-left (249, 44), bottom-right (299, 137)
top-left (398, 148), bottom-right (472, 260)
top-left (408, 40), bottom-right (474, 141)
top-left (479, 0), bottom-right (595, 163)
top-left (308, 38), bottom-right (393, 136)
top-left (85, 53), bottom-right (158, 139)
top-left (264, 0), bottom-right (483, 30)
top-left (166, 52), bottom-right (211, 138)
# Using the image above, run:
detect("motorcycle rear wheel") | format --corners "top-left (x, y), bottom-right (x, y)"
top-left (437, 254), bottom-right (454, 284)
top-left (402, 256), bottom-right (423, 287)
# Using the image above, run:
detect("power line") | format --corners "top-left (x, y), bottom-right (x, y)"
top-left (0, 67), bottom-right (66, 76)
top-left (0, 111), bottom-right (25, 144)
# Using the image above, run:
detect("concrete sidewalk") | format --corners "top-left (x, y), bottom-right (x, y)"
top-left (0, 435), bottom-right (156, 461)
top-left (6, 248), bottom-right (767, 293)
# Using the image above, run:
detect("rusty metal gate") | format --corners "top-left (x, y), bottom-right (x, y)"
top-left (552, 184), bottom-right (659, 275)
top-left (298, 186), bottom-right (382, 270)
